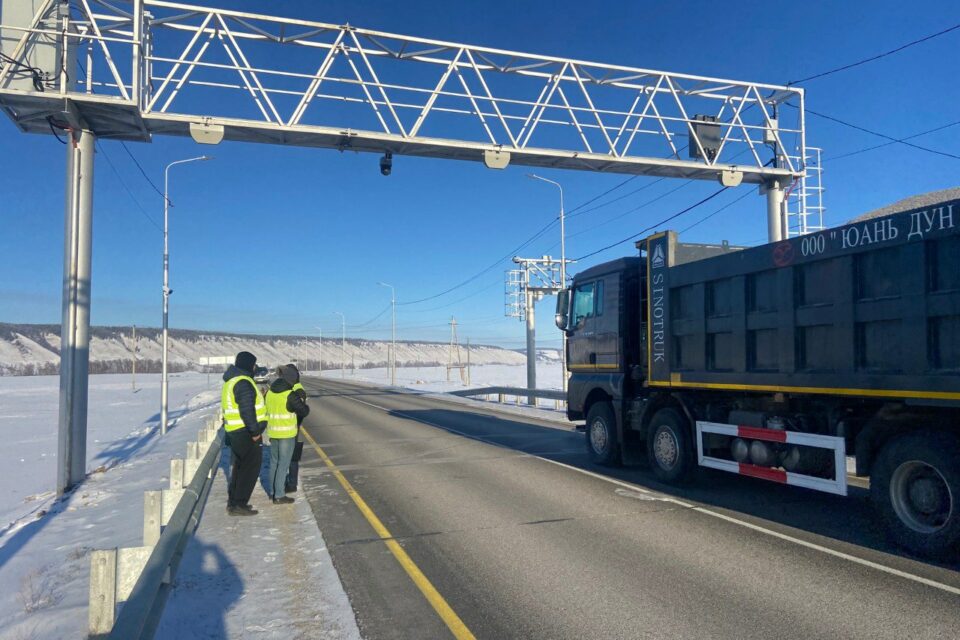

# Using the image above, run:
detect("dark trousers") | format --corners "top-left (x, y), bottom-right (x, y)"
top-left (227, 430), bottom-right (262, 507)
top-left (286, 441), bottom-right (304, 492)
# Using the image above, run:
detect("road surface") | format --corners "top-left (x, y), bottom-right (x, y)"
top-left (296, 377), bottom-right (960, 639)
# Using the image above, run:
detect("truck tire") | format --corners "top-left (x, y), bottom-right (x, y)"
top-left (647, 408), bottom-right (694, 483)
top-left (871, 430), bottom-right (960, 559)
top-left (586, 402), bottom-right (620, 466)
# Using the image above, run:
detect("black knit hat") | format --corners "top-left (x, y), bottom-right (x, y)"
top-left (280, 363), bottom-right (300, 385)
top-left (235, 351), bottom-right (257, 373)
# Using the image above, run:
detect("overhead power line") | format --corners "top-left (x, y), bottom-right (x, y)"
top-left (788, 23), bottom-right (960, 85)
top-left (826, 119), bottom-right (960, 161)
top-left (785, 104), bottom-right (960, 161)
top-left (679, 189), bottom-right (754, 233)
top-left (398, 217), bottom-right (557, 306)
top-left (96, 141), bottom-right (163, 232)
top-left (119, 142), bottom-right (166, 199)
top-left (575, 187), bottom-right (728, 261)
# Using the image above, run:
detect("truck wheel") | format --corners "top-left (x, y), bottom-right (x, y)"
top-left (647, 408), bottom-right (694, 483)
top-left (871, 431), bottom-right (960, 559)
top-left (586, 402), bottom-right (620, 466)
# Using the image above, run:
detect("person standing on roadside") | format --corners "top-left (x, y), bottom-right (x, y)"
top-left (266, 364), bottom-right (310, 504)
top-left (285, 378), bottom-right (309, 495)
top-left (221, 351), bottom-right (267, 516)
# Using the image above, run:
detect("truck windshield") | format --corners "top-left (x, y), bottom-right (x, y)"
top-left (572, 282), bottom-right (596, 326)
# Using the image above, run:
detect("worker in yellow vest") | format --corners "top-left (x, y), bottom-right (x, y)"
top-left (285, 380), bottom-right (308, 494)
top-left (266, 364), bottom-right (310, 503)
top-left (221, 351), bottom-right (267, 516)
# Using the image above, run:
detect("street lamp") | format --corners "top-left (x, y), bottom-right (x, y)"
top-left (378, 282), bottom-right (397, 386)
top-left (333, 311), bottom-right (346, 379)
top-left (160, 155), bottom-right (212, 435)
top-left (526, 174), bottom-right (568, 394)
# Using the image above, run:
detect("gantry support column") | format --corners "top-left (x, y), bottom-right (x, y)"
top-left (58, 127), bottom-right (95, 494)
top-left (766, 179), bottom-right (786, 242)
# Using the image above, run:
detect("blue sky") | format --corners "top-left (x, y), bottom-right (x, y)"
top-left (2, 0), bottom-right (959, 348)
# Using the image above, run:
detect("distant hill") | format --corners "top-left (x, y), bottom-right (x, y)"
top-left (0, 323), bottom-right (525, 376)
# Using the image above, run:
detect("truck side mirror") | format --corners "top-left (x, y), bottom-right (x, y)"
top-left (555, 288), bottom-right (570, 330)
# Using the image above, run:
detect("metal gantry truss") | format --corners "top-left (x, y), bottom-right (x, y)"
top-left (1, 0), bottom-right (806, 184)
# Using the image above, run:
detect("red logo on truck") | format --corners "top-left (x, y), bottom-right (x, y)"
top-left (772, 241), bottom-right (794, 267)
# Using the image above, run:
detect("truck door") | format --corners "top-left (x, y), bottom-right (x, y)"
top-left (594, 274), bottom-right (620, 370)
top-left (568, 280), bottom-right (600, 372)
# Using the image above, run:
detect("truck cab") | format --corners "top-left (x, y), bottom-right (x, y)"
top-left (557, 258), bottom-right (641, 459)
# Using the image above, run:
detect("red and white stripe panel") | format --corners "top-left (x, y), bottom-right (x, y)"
top-left (695, 421), bottom-right (848, 496)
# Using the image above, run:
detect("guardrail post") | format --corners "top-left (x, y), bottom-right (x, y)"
top-left (186, 441), bottom-right (198, 460)
top-left (498, 393), bottom-right (505, 403)
top-left (116, 546), bottom-right (152, 602)
top-left (169, 459), bottom-right (184, 490)
top-left (161, 489), bottom-right (185, 525)
top-left (88, 549), bottom-right (117, 637)
top-left (143, 491), bottom-right (161, 547)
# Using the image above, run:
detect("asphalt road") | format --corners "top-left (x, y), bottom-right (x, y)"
top-left (296, 377), bottom-right (960, 640)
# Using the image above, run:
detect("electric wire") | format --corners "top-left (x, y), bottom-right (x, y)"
top-left (119, 142), bottom-right (167, 199)
top-left (574, 187), bottom-right (728, 261)
top-left (96, 141), bottom-right (164, 232)
top-left (825, 119), bottom-right (960, 161)
top-left (678, 189), bottom-right (754, 233)
top-left (397, 217), bottom-right (557, 306)
top-left (788, 23), bottom-right (960, 85)
top-left (787, 104), bottom-right (960, 161)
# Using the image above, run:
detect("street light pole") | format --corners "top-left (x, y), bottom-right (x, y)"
top-left (161, 155), bottom-right (211, 436)
top-left (527, 174), bottom-right (568, 394)
top-left (314, 326), bottom-right (323, 377)
top-left (333, 311), bottom-right (346, 379)
top-left (378, 282), bottom-right (396, 386)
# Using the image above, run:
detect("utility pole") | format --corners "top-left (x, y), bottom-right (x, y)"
top-left (466, 338), bottom-right (471, 386)
top-left (378, 282), bottom-right (396, 386)
top-left (334, 312), bottom-right (346, 378)
top-left (507, 255), bottom-right (570, 404)
top-left (527, 175), bottom-right (569, 394)
top-left (447, 317), bottom-right (466, 383)
top-left (58, 126), bottom-right (95, 494)
top-left (131, 325), bottom-right (137, 392)
top-left (161, 155), bottom-right (211, 436)
top-left (315, 327), bottom-right (323, 377)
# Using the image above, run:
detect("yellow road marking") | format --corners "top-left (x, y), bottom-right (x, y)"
top-left (300, 426), bottom-right (476, 640)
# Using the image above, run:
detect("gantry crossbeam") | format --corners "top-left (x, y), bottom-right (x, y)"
top-left (0, 0), bottom-right (806, 183)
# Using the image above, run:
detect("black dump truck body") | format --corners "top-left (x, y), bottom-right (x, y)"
top-left (644, 205), bottom-right (960, 402)
top-left (561, 198), bottom-right (960, 558)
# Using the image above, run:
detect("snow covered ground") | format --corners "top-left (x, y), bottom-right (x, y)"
top-left (0, 363), bottom-right (553, 638)
top-left (0, 372), bottom-right (216, 640)
top-left (316, 360), bottom-right (565, 393)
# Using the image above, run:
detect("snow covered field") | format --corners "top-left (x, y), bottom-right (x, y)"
top-left (0, 372), bottom-right (215, 640)
top-left (315, 359), bottom-right (565, 394)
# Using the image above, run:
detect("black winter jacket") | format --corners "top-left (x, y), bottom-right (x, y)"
top-left (268, 377), bottom-right (310, 424)
top-left (222, 365), bottom-right (267, 436)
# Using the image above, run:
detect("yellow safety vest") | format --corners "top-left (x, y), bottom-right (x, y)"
top-left (266, 389), bottom-right (298, 439)
top-left (221, 375), bottom-right (266, 432)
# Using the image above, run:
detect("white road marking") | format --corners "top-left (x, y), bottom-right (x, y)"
top-left (326, 385), bottom-right (960, 598)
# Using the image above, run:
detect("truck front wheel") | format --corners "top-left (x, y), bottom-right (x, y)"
top-left (871, 431), bottom-right (960, 559)
top-left (586, 402), bottom-right (620, 466)
top-left (647, 408), bottom-right (694, 483)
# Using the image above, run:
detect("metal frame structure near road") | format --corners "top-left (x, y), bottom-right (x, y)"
top-left (0, 0), bottom-right (808, 492)
top-left (1, 0), bottom-right (806, 186)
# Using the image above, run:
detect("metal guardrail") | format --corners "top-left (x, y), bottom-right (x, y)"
top-left (450, 386), bottom-right (567, 408)
top-left (88, 418), bottom-right (223, 639)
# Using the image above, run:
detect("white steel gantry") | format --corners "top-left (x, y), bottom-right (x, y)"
top-left (1, 0), bottom-right (806, 185)
top-left (0, 0), bottom-right (810, 492)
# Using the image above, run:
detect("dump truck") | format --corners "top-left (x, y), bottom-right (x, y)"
top-left (555, 198), bottom-right (960, 558)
